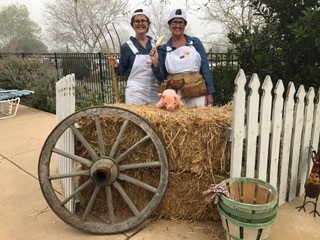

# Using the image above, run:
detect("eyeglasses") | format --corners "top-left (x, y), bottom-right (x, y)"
top-left (133, 19), bottom-right (148, 24)
top-left (171, 20), bottom-right (185, 26)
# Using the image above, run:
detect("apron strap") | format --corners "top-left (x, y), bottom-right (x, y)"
top-left (126, 40), bottom-right (139, 55)
top-left (166, 46), bottom-right (173, 52)
top-left (187, 40), bottom-right (193, 46)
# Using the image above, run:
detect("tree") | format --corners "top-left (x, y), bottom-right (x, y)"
top-left (1, 38), bottom-right (48, 53)
top-left (167, 0), bottom-right (263, 50)
top-left (202, 0), bottom-right (263, 34)
top-left (0, 4), bottom-right (47, 52)
top-left (44, 0), bottom-right (129, 52)
top-left (146, 1), bottom-right (171, 41)
top-left (228, 0), bottom-right (320, 88)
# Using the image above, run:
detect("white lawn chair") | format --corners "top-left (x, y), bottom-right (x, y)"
top-left (0, 88), bottom-right (34, 120)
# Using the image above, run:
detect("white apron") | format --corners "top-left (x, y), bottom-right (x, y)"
top-left (125, 40), bottom-right (159, 104)
top-left (165, 42), bottom-right (206, 106)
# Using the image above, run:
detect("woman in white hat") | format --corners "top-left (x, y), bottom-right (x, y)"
top-left (108, 8), bottom-right (159, 104)
top-left (150, 8), bottom-right (215, 106)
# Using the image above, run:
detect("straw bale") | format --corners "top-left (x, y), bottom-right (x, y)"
top-left (111, 103), bottom-right (232, 176)
top-left (154, 171), bottom-right (226, 221)
top-left (76, 103), bottom-right (232, 220)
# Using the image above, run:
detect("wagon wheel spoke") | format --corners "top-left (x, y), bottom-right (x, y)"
top-left (70, 124), bottom-right (98, 160)
top-left (38, 106), bottom-right (169, 234)
top-left (116, 135), bottom-right (150, 164)
top-left (113, 180), bottom-right (139, 216)
top-left (61, 179), bottom-right (92, 206)
top-left (105, 186), bottom-right (115, 224)
top-left (49, 170), bottom-right (89, 180)
top-left (52, 148), bottom-right (92, 166)
top-left (110, 119), bottom-right (129, 158)
top-left (95, 115), bottom-right (106, 156)
top-left (119, 161), bottom-right (160, 170)
top-left (118, 173), bottom-right (157, 193)
top-left (82, 185), bottom-right (101, 221)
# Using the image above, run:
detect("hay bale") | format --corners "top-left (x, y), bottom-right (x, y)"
top-left (76, 103), bottom-right (232, 220)
top-left (154, 171), bottom-right (226, 221)
top-left (113, 103), bottom-right (232, 176)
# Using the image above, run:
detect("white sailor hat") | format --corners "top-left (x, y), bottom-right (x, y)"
top-left (131, 8), bottom-right (150, 19)
top-left (168, 8), bottom-right (187, 23)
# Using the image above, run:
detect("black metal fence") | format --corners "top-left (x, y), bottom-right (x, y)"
top-left (0, 52), bottom-right (238, 104)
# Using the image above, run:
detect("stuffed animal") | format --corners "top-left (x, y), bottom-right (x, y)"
top-left (156, 89), bottom-right (183, 111)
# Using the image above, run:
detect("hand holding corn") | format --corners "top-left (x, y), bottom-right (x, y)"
top-left (156, 35), bottom-right (165, 46)
top-left (150, 35), bottom-right (165, 58)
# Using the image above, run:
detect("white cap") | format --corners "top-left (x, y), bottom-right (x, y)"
top-left (131, 8), bottom-right (150, 20)
top-left (168, 8), bottom-right (187, 23)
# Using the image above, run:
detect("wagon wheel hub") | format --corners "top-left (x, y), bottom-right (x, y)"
top-left (90, 158), bottom-right (119, 186)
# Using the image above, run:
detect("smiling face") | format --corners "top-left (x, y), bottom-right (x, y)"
top-left (131, 14), bottom-right (150, 34)
top-left (169, 18), bottom-right (186, 36)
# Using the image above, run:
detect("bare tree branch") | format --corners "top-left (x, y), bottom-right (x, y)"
top-left (44, 0), bottom-right (129, 52)
top-left (200, 0), bottom-right (264, 35)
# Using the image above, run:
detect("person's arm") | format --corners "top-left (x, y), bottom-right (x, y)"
top-left (115, 42), bottom-right (133, 76)
top-left (193, 37), bottom-right (216, 95)
top-left (152, 45), bottom-right (167, 84)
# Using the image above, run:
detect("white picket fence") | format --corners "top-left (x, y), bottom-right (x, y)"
top-left (55, 70), bottom-right (320, 209)
top-left (56, 74), bottom-right (76, 211)
top-left (230, 69), bottom-right (320, 205)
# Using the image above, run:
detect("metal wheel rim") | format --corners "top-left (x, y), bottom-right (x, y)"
top-left (38, 106), bottom-right (169, 234)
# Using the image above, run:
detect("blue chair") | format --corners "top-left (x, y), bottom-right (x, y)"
top-left (0, 88), bottom-right (34, 120)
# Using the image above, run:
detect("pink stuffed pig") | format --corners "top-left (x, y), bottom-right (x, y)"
top-left (156, 89), bottom-right (183, 111)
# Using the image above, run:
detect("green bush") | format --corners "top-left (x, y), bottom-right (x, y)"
top-left (61, 57), bottom-right (91, 80)
top-left (26, 74), bottom-right (56, 113)
top-left (75, 86), bottom-right (104, 110)
top-left (0, 55), bottom-right (57, 113)
top-left (212, 65), bottom-right (239, 106)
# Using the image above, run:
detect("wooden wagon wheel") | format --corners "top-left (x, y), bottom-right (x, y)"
top-left (38, 106), bottom-right (169, 234)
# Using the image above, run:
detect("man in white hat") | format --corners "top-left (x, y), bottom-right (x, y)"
top-left (151, 8), bottom-right (215, 106)
top-left (108, 8), bottom-right (159, 104)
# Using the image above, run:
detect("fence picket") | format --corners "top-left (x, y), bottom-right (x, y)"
top-left (298, 88), bottom-right (315, 196)
top-left (278, 82), bottom-right (295, 205)
top-left (245, 74), bottom-right (260, 178)
top-left (288, 86), bottom-right (306, 201)
top-left (257, 76), bottom-right (273, 181)
top-left (230, 69), bottom-right (246, 177)
top-left (269, 80), bottom-right (284, 189)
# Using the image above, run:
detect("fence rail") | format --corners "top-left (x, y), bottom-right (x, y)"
top-left (230, 69), bottom-right (320, 206)
top-left (0, 52), bottom-right (238, 105)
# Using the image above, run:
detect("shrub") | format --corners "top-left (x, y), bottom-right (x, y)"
top-left (27, 74), bottom-right (56, 113)
top-left (212, 66), bottom-right (239, 106)
top-left (61, 57), bottom-right (91, 80)
top-left (0, 55), bottom-right (57, 113)
top-left (75, 86), bottom-right (104, 110)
